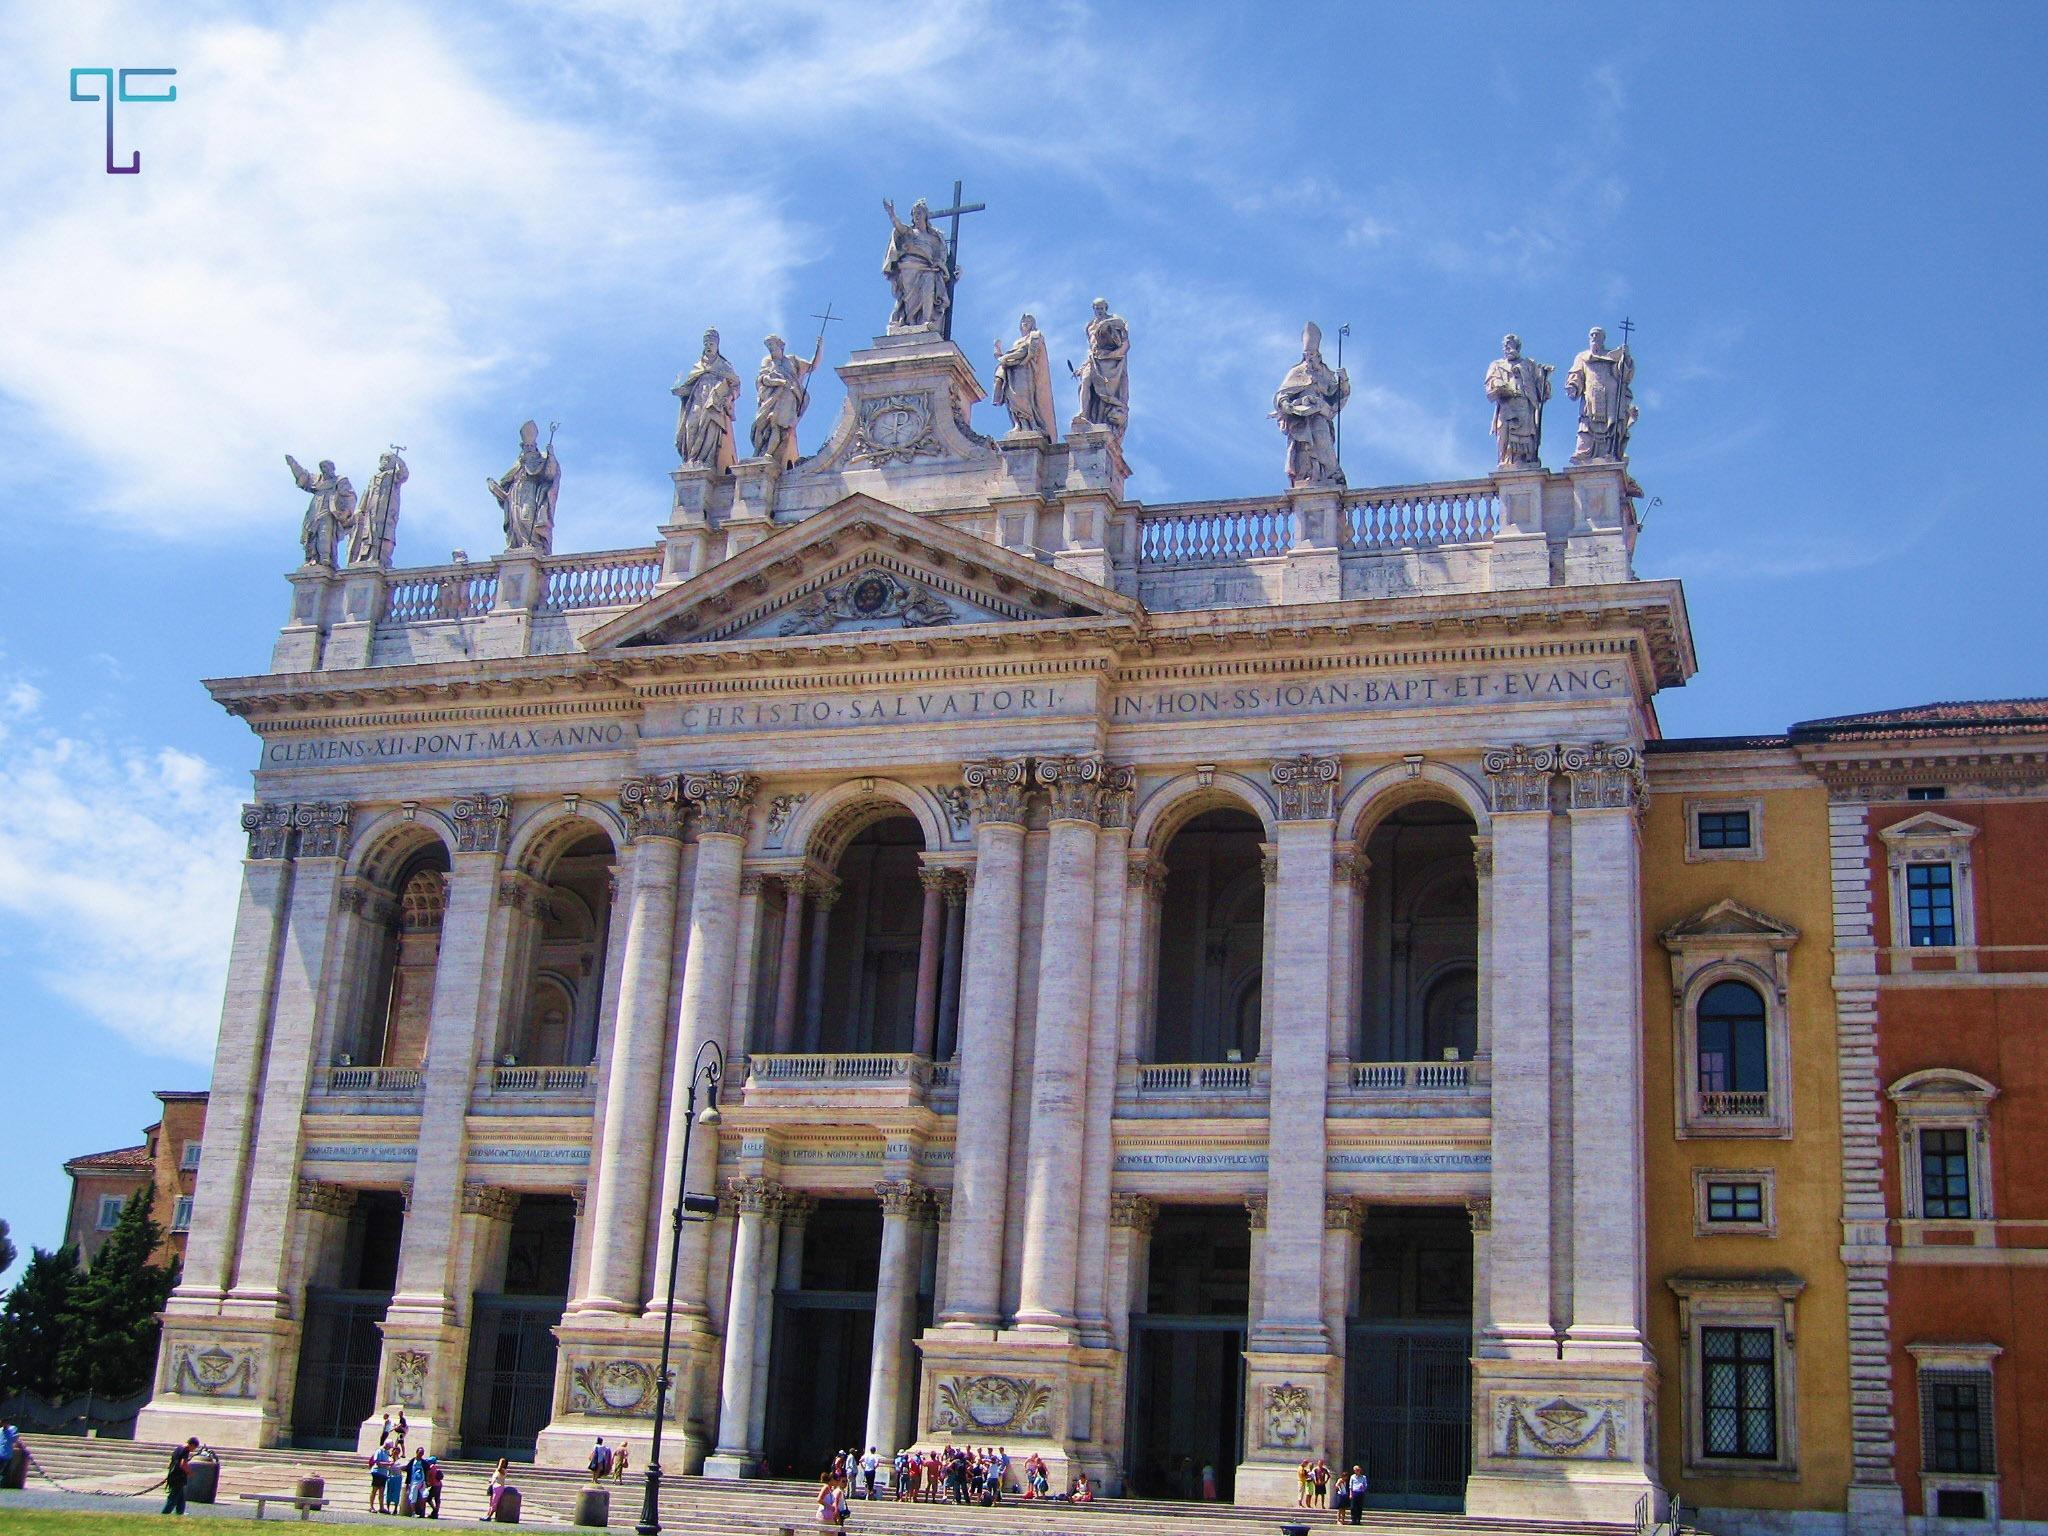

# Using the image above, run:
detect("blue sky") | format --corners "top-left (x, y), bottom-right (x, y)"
top-left (1, 1), bottom-right (2044, 1283)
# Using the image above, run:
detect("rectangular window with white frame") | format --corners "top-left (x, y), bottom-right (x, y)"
top-left (95, 1194), bottom-right (124, 1230)
top-left (1910, 1342), bottom-right (2002, 1523)
top-left (1685, 797), bottom-right (1765, 863)
top-left (179, 1141), bottom-right (202, 1171)
top-left (1888, 1069), bottom-right (1997, 1231)
top-left (1668, 1272), bottom-right (1804, 1480)
top-left (1692, 1168), bottom-right (1777, 1236)
top-left (171, 1195), bottom-right (194, 1233)
top-left (1880, 812), bottom-right (1979, 966)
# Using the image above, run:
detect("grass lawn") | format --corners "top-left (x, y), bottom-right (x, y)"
top-left (0, 1515), bottom-right (206, 1534)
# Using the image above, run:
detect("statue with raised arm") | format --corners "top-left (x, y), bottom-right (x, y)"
top-left (673, 328), bottom-right (742, 471)
top-left (348, 449), bottom-right (408, 568)
top-left (881, 197), bottom-right (952, 332)
top-left (488, 419), bottom-right (561, 553)
top-left (1073, 297), bottom-right (1130, 443)
top-left (750, 333), bottom-right (823, 472)
top-left (1272, 323), bottom-right (1351, 488)
top-left (286, 453), bottom-right (356, 567)
top-left (1485, 333), bottom-right (1553, 467)
top-left (1565, 326), bottom-right (1637, 463)
top-left (992, 313), bottom-right (1057, 438)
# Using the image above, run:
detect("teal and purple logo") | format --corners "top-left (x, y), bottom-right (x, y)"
top-left (70, 67), bottom-right (177, 175)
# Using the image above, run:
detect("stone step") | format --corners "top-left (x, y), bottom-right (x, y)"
top-left (17, 1440), bottom-right (1650, 1536)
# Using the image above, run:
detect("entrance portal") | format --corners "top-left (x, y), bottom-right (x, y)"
top-left (291, 1191), bottom-right (404, 1448)
top-left (1342, 1206), bottom-right (1473, 1510)
top-left (761, 1200), bottom-right (889, 1479)
top-left (1124, 1206), bottom-right (1250, 1501)
top-left (461, 1194), bottom-right (575, 1460)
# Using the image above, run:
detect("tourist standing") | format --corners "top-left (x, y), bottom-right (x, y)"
top-left (394, 1411), bottom-right (409, 1456)
top-left (587, 1438), bottom-right (611, 1481)
top-left (484, 1458), bottom-right (510, 1522)
top-left (1312, 1457), bottom-right (1330, 1507)
top-left (161, 1437), bottom-right (198, 1517)
top-left (859, 1446), bottom-right (878, 1499)
top-left (612, 1443), bottom-right (629, 1484)
top-left (1345, 1464), bottom-right (1369, 1525)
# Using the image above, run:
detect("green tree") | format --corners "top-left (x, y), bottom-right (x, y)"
top-left (0, 1244), bottom-right (83, 1397)
top-left (57, 1186), bottom-right (180, 1399)
top-left (0, 1218), bottom-right (16, 1276)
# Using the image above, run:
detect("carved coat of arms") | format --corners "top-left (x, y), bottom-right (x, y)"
top-left (390, 1349), bottom-right (430, 1408)
top-left (930, 1374), bottom-right (1054, 1435)
top-left (853, 393), bottom-right (941, 465)
top-left (569, 1359), bottom-right (658, 1417)
top-left (1265, 1382), bottom-right (1313, 1446)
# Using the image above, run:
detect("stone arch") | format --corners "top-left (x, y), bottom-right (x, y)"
top-left (506, 801), bottom-right (628, 878)
top-left (1129, 770), bottom-right (1278, 852)
top-left (347, 809), bottom-right (455, 889)
top-left (1335, 759), bottom-right (1491, 848)
top-left (785, 777), bottom-right (945, 866)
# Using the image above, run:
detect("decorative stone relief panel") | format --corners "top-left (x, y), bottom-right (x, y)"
top-left (1263, 1382), bottom-right (1314, 1448)
top-left (1493, 1395), bottom-right (1630, 1460)
top-left (930, 1374), bottom-right (1055, 1436)
top-left (568, 1358), bottom-right (660, 1418)
top-left (389, 1349), bottom-right (431, 1408)
top-left (170, 1343), bottom-right (259, 1399)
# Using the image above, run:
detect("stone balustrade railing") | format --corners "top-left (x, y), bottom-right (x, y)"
top-left (1137, 1062), bottom-right (1260, 1094)
top-left (326, 1065), bottom-right (422, 1093)
top-left (1135, 501), bottom-right (1293, 566)
top-left (746, 1052), bottom-right (932, 1089)
top-left (1340, 481), bottom-right (1500, 551)
top-left (491, 1064), bottom-right (595, 1093)
top-left (536, 550), bottom-right (663, 613)
top-left (384, 566), bottom-right (497, 623)
top-left (1347, 1060), bottom-right (1477, 1091)
top-left (1699, 1090), bottom-right (1770, 1118)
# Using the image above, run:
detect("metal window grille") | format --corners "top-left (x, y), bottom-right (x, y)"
top-left (1920, 1369), bottom-right (1995, 1475)
top-left (1706, 1182), bottom-right (1765, 1223)
top-left (1696, 810), bottom-right (1752, 849)
top-left (1919, 1128), bottom-right (1974, 1220)
top-left (1906, 862), bottom-right (1957, 946)
top-left (1701, 1326), bottom-right (1778, 1460)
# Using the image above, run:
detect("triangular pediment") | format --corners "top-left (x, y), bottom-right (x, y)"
top-left (1878, 810), bottom-right (1978, 845)
top-left (579, 494), bottom-right (1138, 652)
top-left (1660, 898), bottom-right (1801, 951)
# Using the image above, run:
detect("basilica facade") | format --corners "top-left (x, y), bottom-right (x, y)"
top-left (137, 293), bottom-right (1713, 1524)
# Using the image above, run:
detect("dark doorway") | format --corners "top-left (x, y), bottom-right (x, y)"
top-left (1151, 809), bottom-right (1267, 1063)
top-left (1124, 1206), bottom-right (1249, 1500)
top-left (1343, 1206), bottom-right (1473, 1510)
top-left (762, 1200), bottom-right (894, 1479)
top-left (291, 1190), bottom-right (405, 1449)
top-left (462, 1196), bottom-right (574, 1460)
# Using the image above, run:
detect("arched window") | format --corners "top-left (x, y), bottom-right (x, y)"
top-left (1357, 801), bottom-right (1479, 1063)
top-left (1149, 807), bottom-right (1266, 1063)
top-left (1421, 970), bottom-right (1478, 1062)
top-left (1696, 981), bottom-right (1768, 1111)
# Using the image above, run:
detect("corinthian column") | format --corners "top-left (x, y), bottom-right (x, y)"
top-left (651, 772), bottom-right (758, 1316)
top-left (1014, 756), bottom-right (1107, 1330)
top-left (769, 874), bottom-right (809, 1053)
top-left (1478, 745), bottom-right (1558, 1357)
top-left (1562, 744), bottom-right (1648, 1360)
top-left (939, 757), bottom-right (1030, 1327)
top-left (911, 867), bottom-right (947, 1059)
top-left (574, 777), bottom-right (686, 1316)
top-left (705, 1179), bottom-right (781, 1475)
top-left (865, 1181), bottom-right (927, 1454)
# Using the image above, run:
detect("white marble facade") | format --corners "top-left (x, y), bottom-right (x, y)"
top-left (140, 327), bottom-right (1690, 1523)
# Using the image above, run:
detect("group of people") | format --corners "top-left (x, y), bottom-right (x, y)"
top-left (814, 1444), bottom-right (1094, 1517)
top-left (584, 1437), bottom-right (630, 1483)
top-left (368, 1414), bottom-right (444, 1518)
top-left (1297, 1457), bottom-right (1374, 1524)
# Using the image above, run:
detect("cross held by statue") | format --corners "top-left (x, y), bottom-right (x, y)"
top-left (928, 179), bottom-right (985, 341)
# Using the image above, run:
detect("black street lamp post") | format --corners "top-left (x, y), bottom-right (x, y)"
top-left (636, 1039), bottom-right (725, 1536)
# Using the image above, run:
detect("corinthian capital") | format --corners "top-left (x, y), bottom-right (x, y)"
top-left (242, 802), bottom-right (293, 861)
top-left (1272, 754), bottom-right (1340, 820)
top-left (960, 757), bottom-right (1029, 827)
top-left (1481, 744), bottom-right (1558, 814)
top-left (620, 774), bottom-right (686, 842)
top-left (1560, 742), bottom-right (1644, 811)
top-left (450, 790), bottom-right (512, 854)
top-left (874, 1179), bottom-right (928, 1219)
top-left (684, 770), bottom-right (759, 839)
top-left (292, 801), bottom-right (355, 860)
top-left (725, 1176), bottom-right (784, 1216)
top-left (1035, 755), bottom-right (1104, 824)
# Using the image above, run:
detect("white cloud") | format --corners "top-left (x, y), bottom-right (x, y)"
top-left (0, 3), bottom-right (803, 544)
top-left (0, 673), bottom-right (245, 1064)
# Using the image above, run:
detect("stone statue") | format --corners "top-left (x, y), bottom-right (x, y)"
top-left (1485, 334), bottom-right (1553, 468)
top-left (488, 420), bottom-right (561, 554)
top-left (1566, 326), bottom-right (1637, 463)
top-left (750, 334), bottom-right (823, 471)
top-left (881, 197), bottom-right (952, 332)
top-left (1072, 297), bottom-right (1130, 442)
top-left (673, 329), bottom-right (742, 472)
top-left (348, 449), bottom-right (408, 568)
top-left (991, 313), bottom-right (1056, 438)
top-left (285, 454), bottom-right (356, 568)
top-left (1272, 323), bottom-right (1350, 488)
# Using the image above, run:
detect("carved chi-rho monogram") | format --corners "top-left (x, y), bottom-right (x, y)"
top-left (70, 68), bottom-right (176, 175)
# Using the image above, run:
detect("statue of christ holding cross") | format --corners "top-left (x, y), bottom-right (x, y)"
top-left (881, 183), bottom-right (983, 337)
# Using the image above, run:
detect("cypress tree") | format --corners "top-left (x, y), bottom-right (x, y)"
top-left (58, 1185), bottom-right (180, 1399)
top-left (0, 1244), bottom-right (83, 1398)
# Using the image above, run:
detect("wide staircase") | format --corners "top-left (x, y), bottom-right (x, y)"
top-left (13, 1438), bottom-right (1672, 1535)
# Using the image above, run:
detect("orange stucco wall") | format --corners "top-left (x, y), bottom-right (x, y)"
top-left (1641, 768), bottom-right (1850, 1513)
